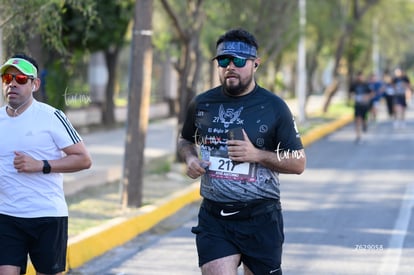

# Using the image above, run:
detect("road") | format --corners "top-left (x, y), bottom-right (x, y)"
top-left (70, 105), bottom-right (414, 275)
top-left (281, 111), bottom-right (414, 275)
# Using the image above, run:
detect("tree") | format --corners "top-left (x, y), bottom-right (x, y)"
top-left (0, 1), bottom-right (95, 56)
top-left (321, 0), bottom-right (379, 112)
top-left (61, 0), bottom-right (135, 125)
top-left (211, 0), bottom-right (298, 93)
top-left (121, 0), bottom-right (153, 208)
top-left (0, 0), bottom-right (97, 109)
top-left (159, 0), bottom-right (205, 126)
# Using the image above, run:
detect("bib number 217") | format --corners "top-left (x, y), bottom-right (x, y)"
top-left (209, 156), bottom-right (250, 175)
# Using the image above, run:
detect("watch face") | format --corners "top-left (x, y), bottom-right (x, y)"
top-left (43, 160), bottom-right (51, 174)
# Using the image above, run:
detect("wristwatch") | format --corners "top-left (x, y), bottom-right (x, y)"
top-left (42, 160), bottom-right (51, 174)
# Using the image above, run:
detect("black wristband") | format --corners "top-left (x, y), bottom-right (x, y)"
top-left (42, 160), bottom-right (51, 174)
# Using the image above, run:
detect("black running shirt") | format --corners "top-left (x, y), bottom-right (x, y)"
top-left (181, 85), bottom-right (303, 202)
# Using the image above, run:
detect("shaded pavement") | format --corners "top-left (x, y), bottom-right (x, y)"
top-left (71, 100), bottom-right (414, 275)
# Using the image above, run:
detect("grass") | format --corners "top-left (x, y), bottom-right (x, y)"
top-left (66, 155), bottom-right (192, 237)
top-left (298, 102), bottom-right (352, 135)
top-left (146, 157), bottom-right (172, 174)
top-left (66, 181), bottom-right (123, 236)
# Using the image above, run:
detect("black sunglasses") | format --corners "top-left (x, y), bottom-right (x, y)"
top-left (217, 56), bottom-right (251, 68)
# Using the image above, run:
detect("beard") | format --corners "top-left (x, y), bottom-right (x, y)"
top-left (222, 74), bottom-right (254, 96)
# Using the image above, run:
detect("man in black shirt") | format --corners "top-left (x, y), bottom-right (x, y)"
top-left (349, 72), bottom-right (373, 143)
top-left (178, 28), bottom-right (306, 275)
top-left (392, 68), bottom-right (412, 129)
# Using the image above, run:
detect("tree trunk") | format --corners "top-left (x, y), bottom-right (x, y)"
top-left (177, 43), bottom-right (192, 125)
top-left (322, 29), bottom-right (348, 113)
top-left (102, 48), bottom-right (119, 126)
top-left (322, 78), bottom-right (340, 113)
top-left (28, 34), bottom-right (47, 102)
top-left (122, 0), bottom-right (153, 208)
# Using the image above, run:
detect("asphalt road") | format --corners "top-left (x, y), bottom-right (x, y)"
top-left (71, 106), bottom-right (414, 275)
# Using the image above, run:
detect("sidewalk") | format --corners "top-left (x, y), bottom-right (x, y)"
top-left (27, 94), bottom-right (353, 274)
top-left (63, 117), bottom-right (178, 196)
top-left (63, 103), bottom-right (175, 196)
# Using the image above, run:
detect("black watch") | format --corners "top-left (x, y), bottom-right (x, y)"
top-left (42, 160), bottom-right (51, 174)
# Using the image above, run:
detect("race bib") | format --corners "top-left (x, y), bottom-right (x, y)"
top-left (207, 156), bottom-right (256, 182)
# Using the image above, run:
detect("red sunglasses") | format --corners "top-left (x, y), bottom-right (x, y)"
top-left (1, 73), bottom-right (34, 85)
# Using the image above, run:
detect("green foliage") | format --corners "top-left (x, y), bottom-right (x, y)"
top-left (0, 0), bottom-right (98, 56)
top-left (153, 1), bottom-right (175, 54)
top-left (45, 59), bottom-right (69, 111)
top-left (4, 0), bottom-right (414, 112)
top-left (0, 0), bottom-right (134, 56)
top-left (370, 0), bottom-right (414, 71)
top-left (61, 0), bottom-right (135, 52)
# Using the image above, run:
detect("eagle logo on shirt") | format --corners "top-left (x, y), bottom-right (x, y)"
top-left (218, 105), bottom-right (243, 128)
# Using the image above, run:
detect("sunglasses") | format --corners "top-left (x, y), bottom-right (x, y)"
top-left (2, 73), bottom-right (34, 85)
top-left (217, 57), bottom-right (251, 68)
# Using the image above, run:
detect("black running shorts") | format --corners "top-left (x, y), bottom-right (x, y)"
top-left (191, 200), bottom-right (284, 274)
top-left (0, 214), bottom-right (68, 275)
top-left (354, 103), bottom-right (370, 119)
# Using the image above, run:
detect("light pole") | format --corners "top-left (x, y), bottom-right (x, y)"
top-left (296, 0), bottom-right (307, 123)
